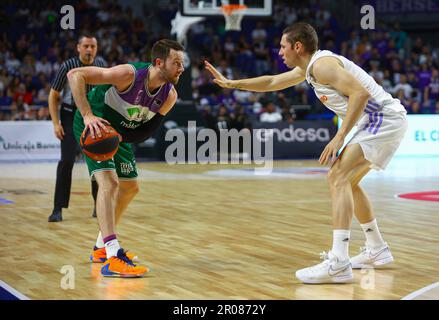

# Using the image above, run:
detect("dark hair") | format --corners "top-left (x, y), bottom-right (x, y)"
top-left (151, 39), bottom-right (185, 65)
top-left (282, 23), bottom-right (318, 53)
top-left (78, 33), bottom-right (97, 44)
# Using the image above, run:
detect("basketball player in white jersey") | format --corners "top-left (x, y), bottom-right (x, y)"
top-left (205, 22), bottom-right (407, 284)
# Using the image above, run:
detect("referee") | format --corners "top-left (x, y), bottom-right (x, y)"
top-left (48, 34), bottom-right (107, 222)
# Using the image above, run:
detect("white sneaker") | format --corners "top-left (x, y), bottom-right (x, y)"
top-left (295, 251), bottom-right (353, 284)
top-left (350, 243), bottom-right (394, 269)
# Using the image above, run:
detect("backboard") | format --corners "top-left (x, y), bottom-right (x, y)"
top-left (180, 0), bottom-right (272, 16)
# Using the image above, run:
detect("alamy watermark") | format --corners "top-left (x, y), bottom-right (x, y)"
top-left (361, 5), bottom-right (375, 30)
top-left (360, 266), bottom-right (376, 290)
top-left (60, 265), bottom-right (75, 290)
top-left (60, 5), bottom-right (75, 30)
top-left (164, 121), bottom-right (274, 175)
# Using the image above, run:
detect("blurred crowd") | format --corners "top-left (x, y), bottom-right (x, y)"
top-left (1, 0), bottom-right (438, 128)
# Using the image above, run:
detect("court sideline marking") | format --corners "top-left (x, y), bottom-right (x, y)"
top-left (0, 280), bottom-right (30, 300)
top-left (401, 281), bottom-right (439, 300)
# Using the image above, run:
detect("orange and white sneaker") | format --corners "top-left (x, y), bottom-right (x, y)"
top-left (90, 246), bottom-right (138, 263)
top-left (101, 248), bottom-right (149, 278)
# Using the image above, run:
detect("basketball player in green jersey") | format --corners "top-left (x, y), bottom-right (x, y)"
top-left (68, 39), bottom-right (185, 277)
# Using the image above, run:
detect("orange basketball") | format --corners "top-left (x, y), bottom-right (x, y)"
top-left (80, 124), bottom-right (121, 161)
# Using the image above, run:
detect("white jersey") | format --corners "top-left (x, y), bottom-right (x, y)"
top-left (305, 50), bottom-right (406, 124)
top-left (305, 50), bottom-right (408, 171)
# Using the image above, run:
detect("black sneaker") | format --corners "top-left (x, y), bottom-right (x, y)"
top-left (92, 207), bottom-right (97, 218)
top-left (48, 208), bottom-right (62, 222)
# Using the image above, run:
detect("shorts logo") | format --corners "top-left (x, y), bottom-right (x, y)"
top-left (120, 162), bottom-right (134, 175)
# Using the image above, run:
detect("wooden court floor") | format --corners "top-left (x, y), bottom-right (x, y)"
top-left (0, 159), bottom-right (438, 300)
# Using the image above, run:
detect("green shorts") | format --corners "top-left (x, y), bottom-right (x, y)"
top-left (73, 111), bottom-right (138, 180)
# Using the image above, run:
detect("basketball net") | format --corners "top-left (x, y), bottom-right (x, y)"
top-left (221, 4), bottom-right (247, 31)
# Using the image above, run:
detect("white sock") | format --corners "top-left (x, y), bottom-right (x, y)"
top-left (104, 238), bottom-right (120, 259)
top-left (360, 219), bottom-right (385, 249)
top-left (95, 232), bottom-right (105, 249)
top-left (332, 230), bottom-right (350, 261)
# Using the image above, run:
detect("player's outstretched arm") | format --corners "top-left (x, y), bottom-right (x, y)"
top-left (67, 64), bottom-right (135, 138)
top-left (204, 60), bottom-right (305, 92)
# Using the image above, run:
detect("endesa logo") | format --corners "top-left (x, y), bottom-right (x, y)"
top-left (256, 126), bottom-right (331, 143)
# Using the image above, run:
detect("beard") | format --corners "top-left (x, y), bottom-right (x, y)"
top-left (82, 53), bottom-right (94, 65)
top-left (160, 66), bottom-right (180, 85)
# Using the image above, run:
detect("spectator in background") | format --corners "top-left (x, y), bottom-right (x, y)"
top-left (416, 63), bottom-right (432, 91)
top-left (260, 101), bottom-right (282, 123)
top-left (231, 105), bottom-right (250, 131)
top-left (5, 52), bottom-right (20, 74)
top-left (36, 83), bottom-right (51, 106)
top-left (13, 83), bottom-right (33, 105)
top-left (35, 56), bottom-right (53, 77)
top-left (390, 58), bottom-right (403, 84)
top-left (36, 106), bottom-right (50, 120)
top-left (217, 60), bottom-right (234, 80)
top-left (393, 74), bottom-right (413, 99)
top-left (253, 39), bottom-right (270, 76)
top-left (281, 105), bottom-right (296, 124)
top-left (217, 88), bottom-right (237, 110)
top-left (251, 22), bottom-right (267, 44)
top-left (20, 54), bottom-right (35, 77)
top-left (424, 69), bottom-right (439, 106)
top-left (224, 36), bottom-right (236, 63)
top-left (390, 22), bottom-right (408, 51)
top-left (408, 101), bottom-right (423, 114)
top-left (381, 69), bottom-right (393, 93)
top-left (200, 99), bottom-right (217, 130)
top-left (11, 96), bottom-right (29, 121)
top-left (369, 62), bottom-right (384, 83)
top-left (215, 104), bottom-right (232, 130)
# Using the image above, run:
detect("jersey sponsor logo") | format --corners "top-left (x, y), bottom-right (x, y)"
top-left (153, 99), bottom-right (162, 106)
top-left (126, 106), bottom-right (152, 122)
top-left (120, 162), bottom-right (134, 175)
top-left (320, 95), bottom-right (328, 102)
top-left (105, 87), bottom-right (155, 122)
top-left (120, 120), bottom-right (142, 129)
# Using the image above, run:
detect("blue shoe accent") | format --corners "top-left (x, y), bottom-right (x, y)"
top-left (116, 248), bottom-right (135, 266)
top-left (101, 263), bottom-right (117, 277)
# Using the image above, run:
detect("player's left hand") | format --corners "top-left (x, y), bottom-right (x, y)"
top-left (319, 133), bottom-right (345, 165)
top-left (204, 60), bottom-right (234, 88)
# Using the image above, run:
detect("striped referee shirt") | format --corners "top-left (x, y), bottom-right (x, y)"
top-left (51, 56), bottom-right (107, 107)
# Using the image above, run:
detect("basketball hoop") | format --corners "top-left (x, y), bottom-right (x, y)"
top-left (221, 4), bottom-right (247, 31)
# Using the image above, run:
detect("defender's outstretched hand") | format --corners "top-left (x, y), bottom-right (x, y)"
top-left (204, 60), bottom-right (234, 89)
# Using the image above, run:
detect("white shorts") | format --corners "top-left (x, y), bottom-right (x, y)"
top-left (347, 107), bottom-right (408, 170)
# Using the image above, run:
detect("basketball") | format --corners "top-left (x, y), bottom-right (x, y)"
top-left (80, 124), bottom-right (121, 161)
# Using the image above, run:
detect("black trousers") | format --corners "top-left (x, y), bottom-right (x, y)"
top-left (53, 104), bottom-right (98, 209)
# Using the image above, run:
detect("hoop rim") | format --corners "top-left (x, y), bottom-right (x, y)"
top-left (221, 4), bottom-right (248, 16)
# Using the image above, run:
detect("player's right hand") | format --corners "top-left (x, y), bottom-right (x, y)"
top-left (83, 113), bottom-right (110, 139)
top-left (54, 123), bottom-right (65, 140)
top-left (204, 60), bottom-right (234, 89)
